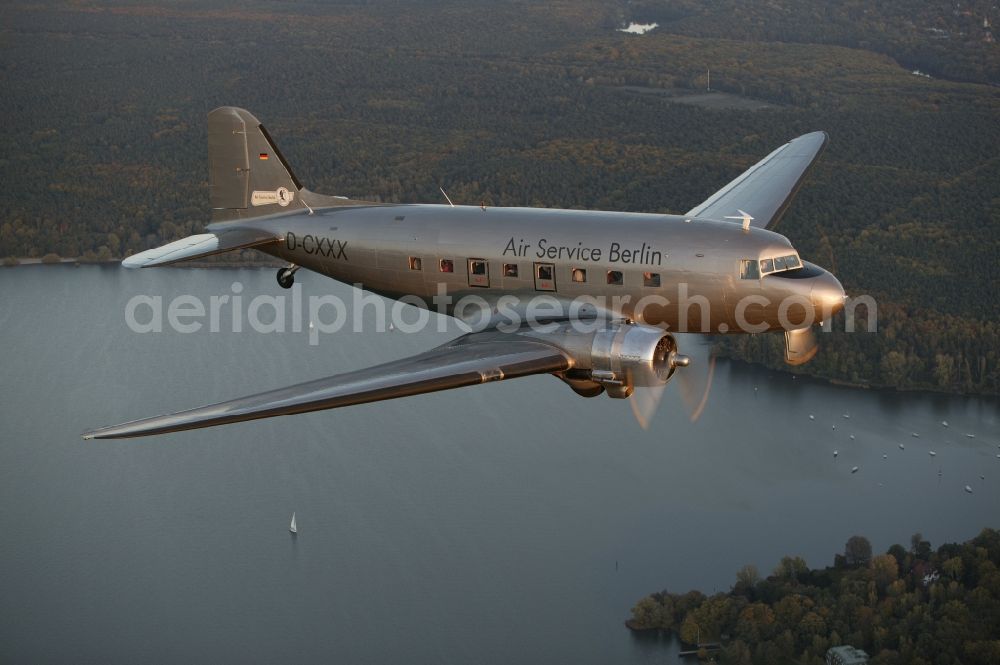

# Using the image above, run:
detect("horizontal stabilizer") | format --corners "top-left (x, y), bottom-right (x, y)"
top-left (122, 228), bottom-right (281, 268)
top-left (686, 131), bottom-right (828, 230)
top-left (83, 337), bottom-right (571, 439)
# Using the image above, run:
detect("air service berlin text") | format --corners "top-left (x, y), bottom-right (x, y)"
top-left (503, 237), bottom-right (663, 266)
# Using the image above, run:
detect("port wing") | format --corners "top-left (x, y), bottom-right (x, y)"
top-left (686, 131), bottom-right (828, 230)
top-left (83, 337), bottom-right (570, 439)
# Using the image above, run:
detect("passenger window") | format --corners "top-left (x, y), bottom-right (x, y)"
top-left (740, 259), bottom-right (759, 280)
top-left (468, 259), bottom-right (489, 287)
top-left (572, 268), bottom-right (587, 283)
top-left (439, 259), bottom-right (454, 273)
top-left (503, 263), bottom-right (518, 278)
top-left (607, 270), bottom-right (623, 286)
top-left (760, 258), bottom-right (774, 274)
top-left (534, 263), bottom-right (556, 291)
top-left (643, 272), bottom-right (660, 287)
top-left (408, 256), bottom-right (422, 271)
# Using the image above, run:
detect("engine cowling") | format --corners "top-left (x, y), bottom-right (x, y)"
top-left (523, 321), bottom-right (686, 399)
top-left (588, 322), bottom-right (680, 397)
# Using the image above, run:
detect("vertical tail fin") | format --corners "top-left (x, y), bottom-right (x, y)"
top-left (208, 106), bottom-right (305, 221)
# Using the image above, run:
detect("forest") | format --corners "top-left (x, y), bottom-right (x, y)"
top-left (1, 0), bottom-right (998, 394)
top-left (627, 528), bottom-right (1000, 665)
top-left (626, 0), bottom-right (1000, 85)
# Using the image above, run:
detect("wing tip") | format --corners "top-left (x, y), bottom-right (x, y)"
top-left (795, 130), bottom-right (830, 148)
top-left (81, 418), bottom-right (154, 440)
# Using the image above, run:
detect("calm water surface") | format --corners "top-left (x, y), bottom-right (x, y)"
top-left (1, 265), bottom-right (997, 663)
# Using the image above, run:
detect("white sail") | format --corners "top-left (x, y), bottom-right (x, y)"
top-left (289, 512), bottom-right (297, 534)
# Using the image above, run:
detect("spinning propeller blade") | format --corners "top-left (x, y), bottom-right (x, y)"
top-left (676, 341), bottom-right (717, 423)
top-left (629, 334), bottom-right (716, 428)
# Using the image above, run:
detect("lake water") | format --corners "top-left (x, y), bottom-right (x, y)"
top-left (1, 265), bottom-right (998, 663)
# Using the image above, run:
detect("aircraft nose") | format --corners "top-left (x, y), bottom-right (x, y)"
top-left (810, 269), bottom-right (846, 319)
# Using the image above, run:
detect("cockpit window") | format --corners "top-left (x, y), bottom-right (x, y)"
top-left (740, 259), bottom-right (759, 280)
top-left (760, 253), bottom-right (801, 276)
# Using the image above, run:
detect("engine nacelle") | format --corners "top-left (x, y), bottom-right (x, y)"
top-left (528, 321), bottom-right (685, 399)
top-left (587, 322), bottom-right (679, 398)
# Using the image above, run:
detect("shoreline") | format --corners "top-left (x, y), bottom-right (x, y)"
top-left (722, 355), bottom-right (999, 401)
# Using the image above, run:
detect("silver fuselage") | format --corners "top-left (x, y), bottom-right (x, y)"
top-left (238, 203), bottom-right (843, 333)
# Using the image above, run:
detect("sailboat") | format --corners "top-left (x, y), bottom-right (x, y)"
top-left (289, 512), bottom-right (297, 534)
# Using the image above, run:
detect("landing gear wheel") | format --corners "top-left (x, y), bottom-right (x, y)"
top-left (277, 267), bottom-right (295, 289)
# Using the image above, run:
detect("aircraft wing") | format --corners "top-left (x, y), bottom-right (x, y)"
top-left (686, 131), bottom-right (828, 230)
top-left (122, 227), bottom-right (281, 268)
top-left (83, 337), bottom-right (571, 439)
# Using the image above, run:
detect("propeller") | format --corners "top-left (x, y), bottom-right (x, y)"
top-left (630, 333), bottom-right (717, 429)
top-left (629, 382), bottom-right (665, 430)
top-left (676, 343), bottom-right (717, 422)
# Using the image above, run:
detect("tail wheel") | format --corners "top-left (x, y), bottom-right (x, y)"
top-left (277, 267), bottom-right (295, 289)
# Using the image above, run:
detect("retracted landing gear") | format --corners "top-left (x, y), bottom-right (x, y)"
top-left (277, 264), bottom-right (299, 289)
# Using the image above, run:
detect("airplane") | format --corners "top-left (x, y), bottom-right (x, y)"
top-left (83, 106), bottom-right (845, 439)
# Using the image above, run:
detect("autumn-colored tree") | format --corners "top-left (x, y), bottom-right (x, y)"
top-left (734, 564), bottom-right (759, 595)
top-left (845, 535), bottom-right (873, 566)
top-left (872, 554), bottom-right (899, 592)
top-left (773, 555), bottom-right (809, 581)
top-left (942, 556), bottom-right (964, 581)
top-left (736, 603), bottom-right (777, 643)
top-left (679, 615), bottom-right (700, 645)
top-left (628, 596), bottom-right (662, 630)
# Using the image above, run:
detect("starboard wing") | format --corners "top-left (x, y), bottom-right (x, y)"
top-left (686, 131), bottom-right (828, 230)
top-left (83, 337), bottom-right (571, 439)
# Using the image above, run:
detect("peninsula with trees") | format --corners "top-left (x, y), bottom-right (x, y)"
top-left (627, 529), bottom-right (1000, 664)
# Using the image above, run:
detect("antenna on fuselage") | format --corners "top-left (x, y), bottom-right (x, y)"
top-left (439, 187), bottom-right (455, 208)
top-left (725, 209), bottom-right (754, 232)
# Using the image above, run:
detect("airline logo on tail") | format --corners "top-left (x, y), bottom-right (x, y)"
top-left (251, 187), bottom-right (294, 207)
